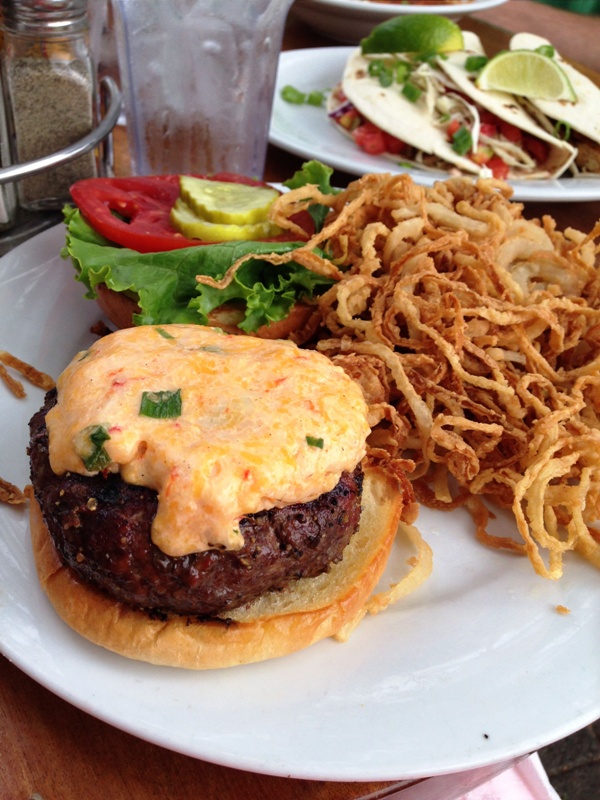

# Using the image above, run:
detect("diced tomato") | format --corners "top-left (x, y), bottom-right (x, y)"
top-left (478, 109), bottom-right (497, 126)
top-left (498, 120), bottom-right (522, 143)
top-left (446, 119), bottom-right (462, 139)
top-left (69, 174), bottom-right (310, 253)
top-left (522, 135), bottom-right (549, 165)
top-left (471, 145), bottom-right (494, 166)
top-left (479, 122), bottom-right (498, 138)
top-left (352, 122), bottom-right (387, 155)
top-left (486, 155), bottom-right (510, 180)
top-left (382, 132), bottom-right (406, 155)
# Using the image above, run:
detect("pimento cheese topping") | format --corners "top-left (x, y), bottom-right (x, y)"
top-left (46, 325), bottom-right (370, 556)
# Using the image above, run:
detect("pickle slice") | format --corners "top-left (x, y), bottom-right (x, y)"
top-left (179, 176), bottom-right (280, 225)
top-left (170, 198), bottom-right (281, 242)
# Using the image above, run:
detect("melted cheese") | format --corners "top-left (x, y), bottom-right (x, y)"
top-left (47, 325), bottom-right (370, 556)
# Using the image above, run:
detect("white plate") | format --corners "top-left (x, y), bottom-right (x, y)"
top-left (292, 0), bottom-right (510, 44)
top-left (0, 224), bottom-right (599, 782)
top-left (270, 47), bottom-right (600, 203)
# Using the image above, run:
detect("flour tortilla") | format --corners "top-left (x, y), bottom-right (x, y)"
top-left (336, 32), bottom-right (576, 180)
top-left (338, 46), bottom-right (484, 176)
top-left (436, 32), bottom-right (577, 179)
top-left (509, 33), bottom-right (600, 153)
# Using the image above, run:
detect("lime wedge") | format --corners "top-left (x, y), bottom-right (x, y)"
top-left (361, 14), bottom-right (464, 55)
top-left (476, 50), bottom-right (577, 101)
top-left (179, 176), bottom-right (279, 225)
top-left (170, 198), bottom-right (281, 242)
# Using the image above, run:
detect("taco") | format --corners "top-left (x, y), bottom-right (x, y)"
top-left (328, 31), bottom-right (577, 180)
top-left (508, 33), bottom-right (600, 175)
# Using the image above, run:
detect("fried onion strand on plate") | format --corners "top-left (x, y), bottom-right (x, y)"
top-left (271, 172), bottom-right (600, 578)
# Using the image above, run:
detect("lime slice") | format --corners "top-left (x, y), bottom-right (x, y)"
top-left (170, 198), bottom-right (281, 242)
top-left (179, 176), bottom-right (280, 225)
top-left (476, 50), bottom-right (577, 101)
top-left (361, 14), bottom-right (464, 55)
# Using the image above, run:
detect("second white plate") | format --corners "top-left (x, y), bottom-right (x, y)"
top-left (269, 47), bottom-right (600, 203)
top-left (291, 0), bottom-right (510, 44)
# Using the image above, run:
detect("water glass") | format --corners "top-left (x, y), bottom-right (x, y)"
top-left (112, 0), bottom-right (293, 179)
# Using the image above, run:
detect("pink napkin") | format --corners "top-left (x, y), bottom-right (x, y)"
top-left (457, 754), bottom-right (560, 800)
top-left (378, 753), bottom-right (560, 800)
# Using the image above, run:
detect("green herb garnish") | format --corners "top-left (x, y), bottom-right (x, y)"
top-left (280, 84), bottom-right (307, 104)
top-left (368, 59), bottom-right (394, 87)
top-left (553, 119), bottom-right (571, 141)
top-left (451, 125), bottom-right (473, 156)
top-left (80, 425), bottom-right (111, 471)
top-left (280, 85), bottom-right (325, 107)
top-left (536, 44), bottom-right (555, 58)
top-left (156, 327), bottom-right (175, 339)
top-left (307, 90), bottom-right (326, 106)
top-left (395, 61), bottom-right (411, 83)
top-left (465, 55), bottom-right (488, 73)
top-left (401, 81), bottom-right (422, 103)
top-left (139, 389), bottom-right (182, 419)
top-left (306, 435), bottom-right (324, 449)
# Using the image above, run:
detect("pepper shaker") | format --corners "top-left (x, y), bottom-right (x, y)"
top-left (0, 16), bottom-right (16, 228)
top-left (0, 0), bottom-right (99, 211)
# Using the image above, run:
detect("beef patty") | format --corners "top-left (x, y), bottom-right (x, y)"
top-left (28, 390), bottom-right (364, 618)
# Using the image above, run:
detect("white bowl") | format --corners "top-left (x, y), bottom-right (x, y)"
top-left (291, 0), bottom-right (510, 44)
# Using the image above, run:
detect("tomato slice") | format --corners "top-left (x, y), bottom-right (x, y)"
top-left (69, 174), bottom-right (308, 253)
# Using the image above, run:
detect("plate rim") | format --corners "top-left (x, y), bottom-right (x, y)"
top-left (295, 0), bottom-right (509, 14)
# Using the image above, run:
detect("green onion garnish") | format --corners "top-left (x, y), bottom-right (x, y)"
top-left (307, 90), bottom-right (325, 106)
top-left (280, 85), bottom-right (324, 107)
top-left (415, 51), bottom-right (440, 66)
top-left (554, 119), bottom-right (571, 140)
top-left (368, 59), bottom-right (393, 87)
top-left (536, 44), bottom-right (555, 58)
top-left (306, 435), bottom-right (324, 449)
top-left (402, 81), bottom-right (422, 103)
top-left (451, 125), bottom-right (473, 156)
top-left (139, 389), bottom-right (182, 419)
top-left (394, 61), bottom-right (411, 83)
top-left (465, 55), bottom-right (489, 72)
top-left (81, 425), bottom-right (111, 471)
top-left (156, 327), bottom-right (175, 339)
top-left (281, 85), bottom-right (307, 104)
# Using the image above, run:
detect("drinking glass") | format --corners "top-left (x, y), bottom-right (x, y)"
top-left (112, 0), bottom-right (293, 179)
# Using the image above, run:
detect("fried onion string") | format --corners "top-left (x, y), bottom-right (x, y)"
top-left (269, 172), bottom-right (600, 578)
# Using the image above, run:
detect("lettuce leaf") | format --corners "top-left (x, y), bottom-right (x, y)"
top-left (283, 160), bottom-right (340, 233)
top-left (62, 208), bottom-right (335, 332)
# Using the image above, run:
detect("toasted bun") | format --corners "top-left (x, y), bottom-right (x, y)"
top-left (95, 283), bottom-right (318, 342)
top-left (30, 467), bottom-right (403, 669)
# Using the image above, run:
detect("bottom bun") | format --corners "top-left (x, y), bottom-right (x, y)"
top-left (30, 466), bottom-right (403, 669)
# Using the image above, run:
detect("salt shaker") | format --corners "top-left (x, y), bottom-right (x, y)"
top-left (0, 0), bottom-right (99, 210)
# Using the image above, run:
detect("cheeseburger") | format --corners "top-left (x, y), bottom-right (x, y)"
top-left (28, 324), bottom-right (404, 669)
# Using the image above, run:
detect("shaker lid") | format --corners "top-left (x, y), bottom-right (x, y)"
top-left (1, 0), bottom-right (89, 33)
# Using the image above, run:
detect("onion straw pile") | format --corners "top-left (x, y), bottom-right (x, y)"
top-left (268, 172), bottom-right (600, 579)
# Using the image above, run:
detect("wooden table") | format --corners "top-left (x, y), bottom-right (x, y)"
top-left (2, 4), bottom-right (599, 799)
